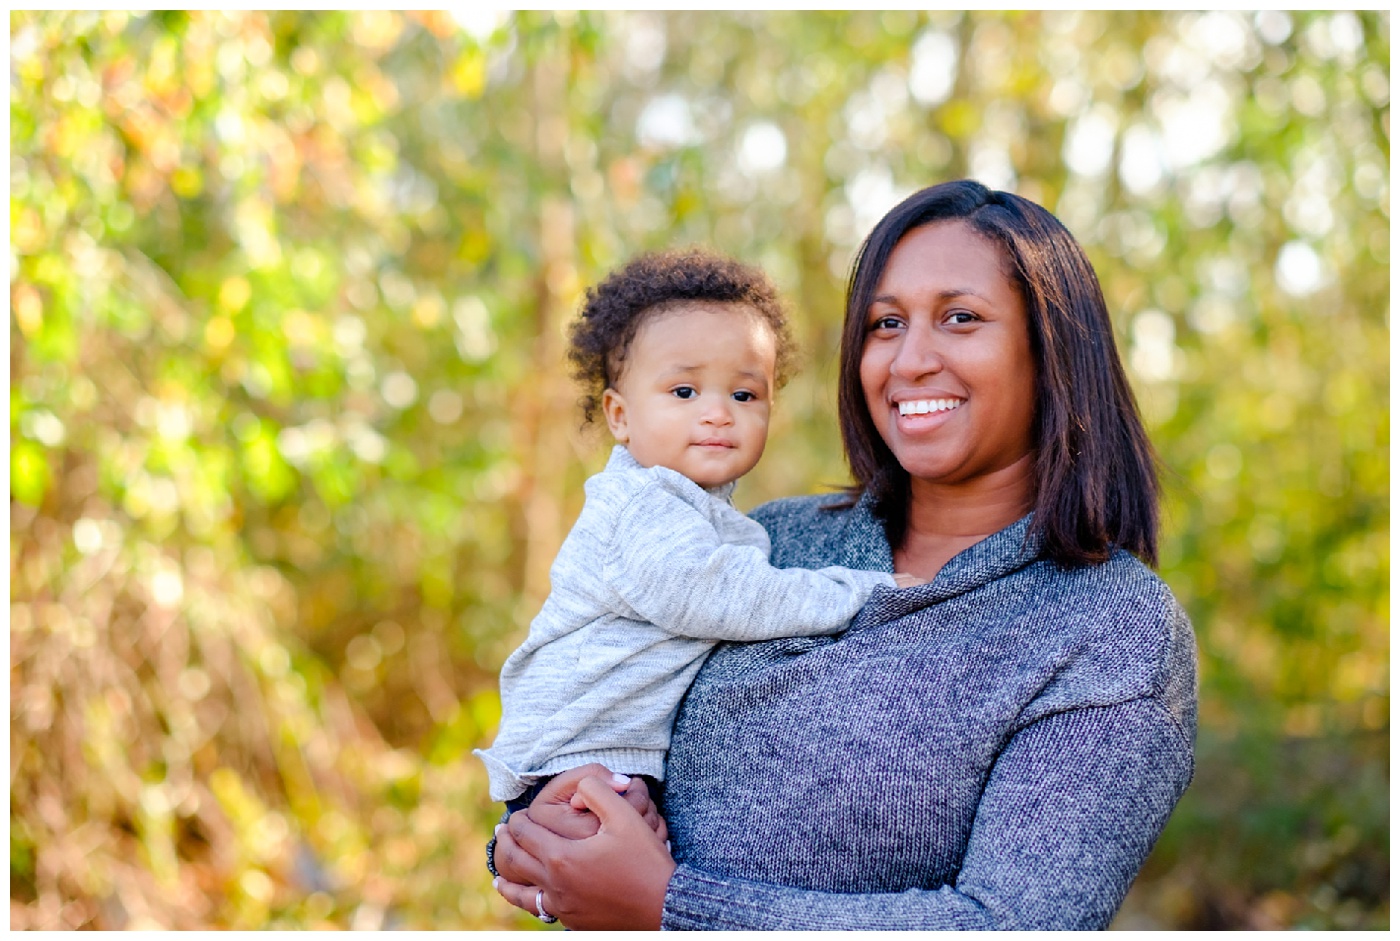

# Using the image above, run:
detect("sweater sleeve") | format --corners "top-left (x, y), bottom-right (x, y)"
top-left (661, 696), bottom-right (1193, 930)
top-left (604, 482), bottom-right (894, 642)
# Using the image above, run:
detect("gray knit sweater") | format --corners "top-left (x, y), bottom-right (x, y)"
top-left (475, 447), bottom-right (894, 802)
top-left (659, 490), bottom-right (1197, 930)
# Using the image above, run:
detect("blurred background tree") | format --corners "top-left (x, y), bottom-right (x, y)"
top-left (9, 10), bottom-right (1388, 930)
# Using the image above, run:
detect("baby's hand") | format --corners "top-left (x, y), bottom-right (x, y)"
top-left (530, 796), bottom-right (601, 840)
top-left (893, 572), bottom-right (928, 588)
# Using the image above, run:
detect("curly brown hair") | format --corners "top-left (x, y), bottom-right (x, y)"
top-left (567, 248), bottom-right (797, 425)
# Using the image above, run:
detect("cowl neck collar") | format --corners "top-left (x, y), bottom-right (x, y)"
top-left (836, 488), bottom-right (1043, 615)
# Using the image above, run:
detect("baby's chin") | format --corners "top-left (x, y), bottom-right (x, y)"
top-left (677, 456), bottom-right (761, 491)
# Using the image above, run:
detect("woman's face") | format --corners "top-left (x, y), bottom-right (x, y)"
top-left (859, 219), bottom-right (1037, 489)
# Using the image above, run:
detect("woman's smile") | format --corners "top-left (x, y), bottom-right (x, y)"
top-left (895, 397), bottom-right (964, 417)
top-left (891, 394), bottom-right (966, 432)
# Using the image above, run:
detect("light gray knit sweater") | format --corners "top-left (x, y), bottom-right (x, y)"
top-left (658, 490), bottom-right (1197, 930)
top-left (475, 446), bottom-right (894, 802)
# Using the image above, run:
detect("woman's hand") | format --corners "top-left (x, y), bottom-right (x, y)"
top-left (493, 776), bottom-right (677, 930)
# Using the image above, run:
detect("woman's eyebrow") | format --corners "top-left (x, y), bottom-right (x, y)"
top-left (871, 288), bottom-right (992, 304)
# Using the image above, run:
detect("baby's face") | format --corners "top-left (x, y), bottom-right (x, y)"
top-left (603, 302), bottom-right (777, 490)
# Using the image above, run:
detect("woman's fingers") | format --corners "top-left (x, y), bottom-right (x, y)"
top-left (544, 764), bottom-right (631, 806)
top-left (492, 873), bottom-right (542, 917)
top-left (621, 777), bottom-right (663, 832)
top-left (528, 798), bottom-right (600, 840)
top-left (614, 777), bottom-right (669, 840)
top-left (576, 776), bottom-right (666, 845)
top-left (622, 776), bottom-right (651, 814)
top-left (492, 820), bottom-right (547, 887)
top-left (507, 799), bottom-right (576, 861)
top-left (623, 781), bottom-right (668, 843)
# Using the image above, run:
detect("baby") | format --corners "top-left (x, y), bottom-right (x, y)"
top-left (475, 248), bottom-right (920, 811)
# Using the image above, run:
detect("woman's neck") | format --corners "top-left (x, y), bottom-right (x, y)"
top-left (893, 454), bottom-right (1035, 580)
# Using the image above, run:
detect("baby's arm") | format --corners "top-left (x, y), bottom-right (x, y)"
top-left (603, 484), bottom-right (895, 642)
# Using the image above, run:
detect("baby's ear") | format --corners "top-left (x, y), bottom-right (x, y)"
top-left (601, 388), bottom-right (629, 444)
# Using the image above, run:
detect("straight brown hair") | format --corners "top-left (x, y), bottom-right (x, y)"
top-left (837, 180), bottom-right (1160, 567)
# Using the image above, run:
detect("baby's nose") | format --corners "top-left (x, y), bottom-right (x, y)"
top-left (700, 398), bottom-right (734, 424)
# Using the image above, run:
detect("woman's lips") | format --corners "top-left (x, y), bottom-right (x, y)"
top-left (891, 396), bottom-right (963, 432)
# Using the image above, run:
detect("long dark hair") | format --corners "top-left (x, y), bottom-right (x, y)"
top-left (837, 179), bottom-right (1160, 567)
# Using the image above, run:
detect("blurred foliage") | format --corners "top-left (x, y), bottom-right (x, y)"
top-left (9, 10), bottom-right (1388, 930)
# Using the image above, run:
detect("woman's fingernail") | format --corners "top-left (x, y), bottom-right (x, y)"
top-left (494, 824), bottom-right (504, 838)
top-left (492, 877), bottom-right (500, 891)
top-left (611, 772), bottom-right (631, 786)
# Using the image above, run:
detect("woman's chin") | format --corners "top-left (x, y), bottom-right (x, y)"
top-left (896, 449), bottom-right (1036, 493)
top-left (879, 435), bottom-right (965, 485)
top-left (892, 455), bottom-right (964, 486)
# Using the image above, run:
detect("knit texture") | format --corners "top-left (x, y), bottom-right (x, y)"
top-left (659, 490), bottom-right (1197, 930)
top-left (474, 447), bottom-right (894, 801)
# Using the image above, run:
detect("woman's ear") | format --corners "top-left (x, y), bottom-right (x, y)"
top-left (601, 388), bottom-right (629, 444)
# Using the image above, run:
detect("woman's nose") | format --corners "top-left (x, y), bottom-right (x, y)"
top-left (889, 327), bottom-right (945, 380)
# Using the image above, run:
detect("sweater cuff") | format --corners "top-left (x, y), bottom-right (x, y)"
top-left (661, 864), bottom-right (794, 931)
top-left (662, 864), bottom-right (730, 930)
top-left (536, 747), bottom-right (668, 783)
top-left (473, 748), bottom-right (532, 803)
top-left (817, 564), bottom-right (895, 594)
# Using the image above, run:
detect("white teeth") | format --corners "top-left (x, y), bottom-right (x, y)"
top-left (897, 398), bottom-right (962, 416)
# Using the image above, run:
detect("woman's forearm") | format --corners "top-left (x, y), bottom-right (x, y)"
top-left (663, 697), bottom-right (1192, 930)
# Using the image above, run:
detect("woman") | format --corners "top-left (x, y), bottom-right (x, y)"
top-left (490, 179), bottom-right (1197, 930)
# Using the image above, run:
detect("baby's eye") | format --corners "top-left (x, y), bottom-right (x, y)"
top-left (732, 390), bottom-right (757, 403)
top-left (671, 386), bottom-right (697, 399)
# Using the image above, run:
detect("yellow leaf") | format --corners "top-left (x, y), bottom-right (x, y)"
top-left (459, 229), bottom-right (491, 265)
top-left (219, 276), bottom-right (252, 312)
top-left (11, 440), bottom-right (50, 506)
top-left (11, 205), bottom-right (46, 254)
top-left (450, 50), bottom-right (486, 99)
top-left (205, 315), bottom-right (235, 351)
top-left (171, 165), bottom-right (203, 199)
top-left (12, 282), bottom-right (43, 337)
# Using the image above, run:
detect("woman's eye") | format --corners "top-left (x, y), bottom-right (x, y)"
top-left (732, 390), bottom-right (756, 403)
top-left (869, 315), bottom-right (904, 331)
top-left (946, 310), bottom-right (979, 325)
top-left (672, 386), bottom-right (697, 399)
